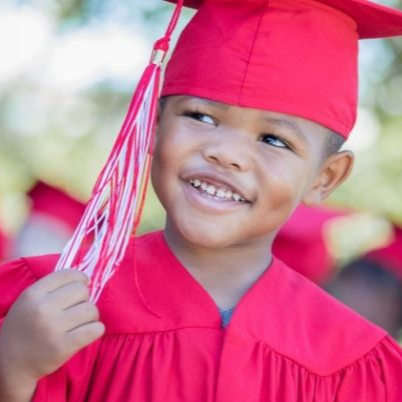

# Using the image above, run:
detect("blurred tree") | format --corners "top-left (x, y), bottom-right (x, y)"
top-left (0, 0), bottom-right (400, 241)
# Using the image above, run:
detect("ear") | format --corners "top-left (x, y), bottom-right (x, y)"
top-left (302, 150), bottom-right (354, 206)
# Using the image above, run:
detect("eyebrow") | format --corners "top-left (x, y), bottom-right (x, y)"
top-left (176, 96), bottom-right (229, 110)
top-left (263, 116), bottom-right (307, 143)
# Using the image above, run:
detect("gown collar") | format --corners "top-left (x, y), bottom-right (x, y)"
top-left (134, 230), bottom-right (281, 333)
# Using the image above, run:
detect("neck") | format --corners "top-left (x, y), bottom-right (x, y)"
top-left (163, 222), bottom-right (276, 310)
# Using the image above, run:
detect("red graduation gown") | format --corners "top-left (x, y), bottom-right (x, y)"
top-left (0, 230), bottom-right (402, 401)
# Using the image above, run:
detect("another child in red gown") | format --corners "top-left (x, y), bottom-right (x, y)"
top-left (328, 227), bottom-right (402, 338)
top-left (11, 182), bottom-right (86, 258)
top-left (1, 0), bottom-right (402, 401)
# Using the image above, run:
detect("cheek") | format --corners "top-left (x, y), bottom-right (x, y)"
top-left (258, 156), bottom-right (310, 204)
top-left (151, 124), bottom-right (193, 206)
top-left (152, 123), bottom-right (182, 173)
top-left (151, 132), bottom-right (171, 203)
top-left (249, 157), bottom-right (314, 232)
top-left (151, 140), bottom-right (173, 206)
top-left (153, 121), bottom-right (194, 166)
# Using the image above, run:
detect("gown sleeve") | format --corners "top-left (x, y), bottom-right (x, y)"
top-left (0, 258), bottom-right (68, 402)
top-left (0, 258), bottom-right (39, 317)
top-left (334, 335), bottom-right (402, 402)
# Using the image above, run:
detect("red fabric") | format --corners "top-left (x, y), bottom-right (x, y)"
top-left (28, 182), bottom-right (86, 232)
top-left (162, 0), bottom-right (402, 138)
top-left (366, 227), bottom-right (402, 281)
top-left (273, 205), bottom-right (346, 284)
top-left (1, 231), bottom-right (402, 401)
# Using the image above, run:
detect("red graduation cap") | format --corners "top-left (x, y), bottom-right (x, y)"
top-left (366, 227), bottom-right (402, 281)
top-left (28, 182), bottom-right (86, 233)
top-left (272, 205), bottom-right (346, 284)
top-left (163, 0), bottom-right (402, 138)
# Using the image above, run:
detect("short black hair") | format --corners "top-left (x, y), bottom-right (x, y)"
top-left (322, 130), bottom-right (345, 160)
top-left (337, 258), bottom-right (402, 290)
top-left (159, 96), bottom-right (168, 111)
top-left (329, 257), bottom-right (402, 332)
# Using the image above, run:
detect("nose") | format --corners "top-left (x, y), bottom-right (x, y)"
top-left (202, 132), bottom-right (252, 172)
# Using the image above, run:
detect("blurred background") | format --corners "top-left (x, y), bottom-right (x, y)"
top-left (0, 0), bottom-right (192, 238)
top-left (0, 0), bottom-right (401, 338)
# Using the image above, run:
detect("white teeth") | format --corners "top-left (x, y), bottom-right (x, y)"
top-left (188, 179), bottom-right (246, 203)
top-left (232, 193), bottom-right (241, 202)
top-left (216, 189), bottom-right (226, 198)
top-left (206, 185), bottom-right (216, 195)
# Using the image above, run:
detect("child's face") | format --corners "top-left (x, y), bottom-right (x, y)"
top-left (151, 96), bottom-right (352, 248)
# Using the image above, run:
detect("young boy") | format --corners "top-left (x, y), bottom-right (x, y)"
top-left (1, 0), bottom-right (402, 401)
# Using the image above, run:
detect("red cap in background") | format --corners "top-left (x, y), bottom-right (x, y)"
top-left (366, 227), bottom-right (402, 281)
top-left (28, 182), bottom-right (86, 233)
top-left (273, 204), bottom-right (345, 284)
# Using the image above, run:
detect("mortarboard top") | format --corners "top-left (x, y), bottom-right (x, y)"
top-left (162, 0), bottom-right (402, 138)
top-left (28, 182), bottom-right (86, 232)
top-left (166, 0), bottom-right (402, 39)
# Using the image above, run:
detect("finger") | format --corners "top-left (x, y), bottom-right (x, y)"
top-left (64, 322), bottom-right (105, 354)
top-left (30, 270), bottom-right (90, 294)
top-left (59, 302), bottom-right (100, 332)
top-left (47, 281), bottom-right (90, 310)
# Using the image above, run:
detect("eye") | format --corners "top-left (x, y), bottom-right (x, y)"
top-left (260, 134), bottom-right (290, 149)
top-left (183, 111), bottom-right (216, 126)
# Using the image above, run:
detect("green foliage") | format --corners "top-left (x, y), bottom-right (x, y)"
top-left (0, 0), bottom-right (401, 242)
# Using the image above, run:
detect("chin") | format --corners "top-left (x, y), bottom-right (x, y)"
top-left (172, 217), bottom-right (239, 249)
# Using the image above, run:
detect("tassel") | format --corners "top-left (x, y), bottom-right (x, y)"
top-left (55, 0), bottom-right (184, 303)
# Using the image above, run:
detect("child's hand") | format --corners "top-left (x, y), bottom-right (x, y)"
top-left (0, 269), bottom-right (105, 386)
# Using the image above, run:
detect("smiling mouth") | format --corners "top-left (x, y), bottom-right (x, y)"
top-left (188, 178), bottom-right (248, 203)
